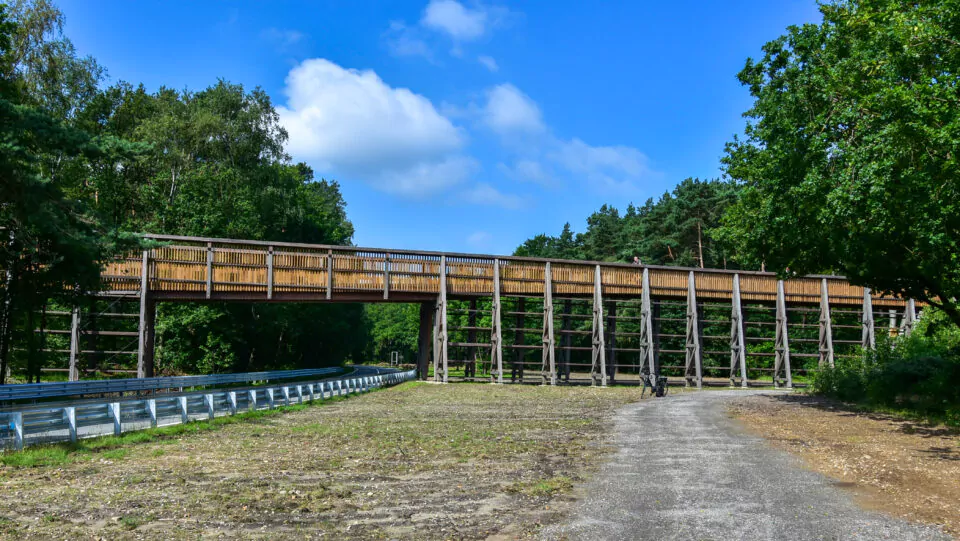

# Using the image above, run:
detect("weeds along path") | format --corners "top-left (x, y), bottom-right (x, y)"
top-left (0, 382), bottom-right (643, 540)
top-left (543, 390), bottom-right (952, 541)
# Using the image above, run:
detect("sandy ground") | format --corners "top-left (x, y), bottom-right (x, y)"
top-left (729, 393), bottom-right (960, 538)
top-left (0, 382), bottom-right (645, 540)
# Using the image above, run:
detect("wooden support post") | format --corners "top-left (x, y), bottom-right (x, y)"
top-left (490, 259), bottom-right (504, 384)
top-left (652, 300), bottom-right (662, 376)
top-left (109, 402), bottom-right (121, 435)
top-left (266, 247), bottom-right (274, 300)
top-left (560, 299), bottom-right (572, 383)
top-left (901, 299), bottom-right (917, 337)
top-left (774, 280), bottom-right (793, 389)
top-left (889, 309), bottom-right (897, 337)
top-left (137, 249), bottom-right (156, 379)
top-left (684, 271), bottom-right (702, 388)
top-left (417, 301), bottom-right (433, 380)
top-left (64, 407), bottom-right (77, 443)
top-left (819, 278), bottom-right (835, 368)
top-left (68, 305), bottom-right (80, 382)
top-left (730, 274), bottom-right (748, 387)
top-left (542, 262), bottom-right (556, 385)
top-left (326, 249), bottom-right (334, 300)
top-left (862, 288), bottom-right (875, 350)
top-left (607, 302), bottom-right (618, 383)
top-left (433, 256), bottom-right (448, 383)
top-left (383, 256), bottom-right (390, 300)
top-left (205, 242), bottom-right (213, 299)
top-left (638, 268), bottom-right (656, 381)
top-left (590, 265), bottom-right (607, 387)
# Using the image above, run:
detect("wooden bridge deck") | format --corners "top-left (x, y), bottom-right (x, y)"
top-left (102, 234), bottom-right (908, 308)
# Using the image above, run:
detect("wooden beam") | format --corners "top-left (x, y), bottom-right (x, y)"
top-left (774, 280), bottom-right (792, 389)
top-left (862, 287), bottom-right (875, 349)
top-left (266, 247), bottom-right (274, 300)
top-left (205, 242), bottom-right (213, 299)
top-left (684, 271), bottom-right (702, 388)
top-left (639, 268), bottom-right (656, 380)
top-left (326, 249), bottom-right (333, 300)
top-left (137, 250), bottom-right (155, 379)
top-left (490, 259), bottom-right (503, 384)
top-left (383, 255), bottom-right (390, 300)
top-left (591, 265), bottom-right (607, 387)
top-left (730, 274), bottom-right (748, 387)
top-left (819, 278), bottom-right (835, 368)
top-left (901, 299), bottom-right (917, 337)
top-left (68, 305), bottom-right (80, 382)
top-left (541, 262), bottom-right (556, 385)
top-left (438, 255), bottom-right (449, 383)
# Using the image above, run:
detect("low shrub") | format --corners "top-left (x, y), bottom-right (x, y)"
top-left (812, 308), bottom-right (960, 424)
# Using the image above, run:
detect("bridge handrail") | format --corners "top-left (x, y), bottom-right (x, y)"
top-left (0, 368), bottom-right (343, 402)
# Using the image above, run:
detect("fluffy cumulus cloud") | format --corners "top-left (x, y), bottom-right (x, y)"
top-left (482, 83), bottom-right (544, 135)
top-left (277, 58), bottom-right (472, 197)
top-left (422, 0), bottom-right (488, 41)
top-left (551, 139), bottom-right (653, 192)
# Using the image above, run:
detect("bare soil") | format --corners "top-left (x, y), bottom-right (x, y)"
top-left (729, 394), bottom-right (960, 538)
top-left (0, 382), bottom-right (647, 540)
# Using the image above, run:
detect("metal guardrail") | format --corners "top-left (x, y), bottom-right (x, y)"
top-left (0, 368), bottom-right (344, 402)
top-left (0, 369), bottom-right (417, 451)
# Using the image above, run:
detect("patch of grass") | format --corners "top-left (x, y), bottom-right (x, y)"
top-left (1, 447), bottom-right (72, 468)
top-left (101, 448), bottom-right (128, 460)
top-left (119, 514), bottom-right (150, 530)
top-left (506, 476), bottom-right (575, 498)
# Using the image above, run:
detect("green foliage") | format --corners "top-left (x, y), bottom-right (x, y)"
top-left (721, 0), bottom-right (960, 325)
top-left (365, 303), bottom-right (419, 364)
top-left (813, 309), bottom-right (960, 424)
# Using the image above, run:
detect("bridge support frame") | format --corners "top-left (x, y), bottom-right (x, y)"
top-left (819, 278), bottom-right (835, 368)
top-left (68, 305), bottom-right (80, 381)
top-left (862, 288), bottom-right (875, 350)
top-left (541, 263), bottom-right (556, 385)
top-left (432, 256), bottom-right (449, 383)
top-left (490, 259), bottom-right (503, 384)
top-left (684, 271), bottom-right (702, 388)
top-left (774, 280), bottom-right (792, 388)
top-left (590, 265), bottom-right (607, 387)
top-left (137, 249), bottom-right (156, 378)
top-left (638, 268), bottom-right (656, 382)
top-left (417, 301), bottom-right (433, 379)
top-left (900, 299), bottom-right (917, 337)
top-left (730, 274), bottom-right (748, 388)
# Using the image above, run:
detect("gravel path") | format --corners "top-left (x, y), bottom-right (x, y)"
top-left (542, 390), bottom-right (951, 541)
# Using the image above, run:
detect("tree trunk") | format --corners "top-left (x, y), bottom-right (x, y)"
top-left (697, 221), bottom-right (705, 269)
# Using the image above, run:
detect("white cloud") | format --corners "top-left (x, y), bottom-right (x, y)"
top-left (461, 183), bottom-right (523, 209)
top-left (277, 58), bottom-right (472, 197)
top-left (422, 0), bottom-right (488, 41)
top-left (261, 28), bottom-right (305, 52)
top-left (384, 21), bottom-right (434, 60)
top-left (466, 231), bottom-right (493, 248)
top-left (482, 83), bottom-right (545, 135)
top-left (551, 138), bottom-right (653, 193)
top-left (477, 55), bottom-right (498, 72)
top-left (498, 159), bottom-right (550, 185)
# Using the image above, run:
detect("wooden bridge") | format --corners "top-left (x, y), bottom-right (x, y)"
top-left (71, 234), bottom-right (918, 388)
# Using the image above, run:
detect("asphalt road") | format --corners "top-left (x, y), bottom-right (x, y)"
top-left (542, 390), bottom-right (951, 541)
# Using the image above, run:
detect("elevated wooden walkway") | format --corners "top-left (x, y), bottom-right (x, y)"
top-left (103, 234), bottom-right (908, 308)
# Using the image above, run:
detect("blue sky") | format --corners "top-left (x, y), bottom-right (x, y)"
top-left (59, 0), bottom-right (821, 254)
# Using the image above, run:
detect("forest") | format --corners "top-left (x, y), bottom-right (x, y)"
top-left (2, 0), bottom-right (959, 412)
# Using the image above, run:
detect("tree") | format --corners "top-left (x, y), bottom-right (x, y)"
top-left (720, 0), bottom-right (960, 325)
top-left (0, 5), bottom-right (137, 382)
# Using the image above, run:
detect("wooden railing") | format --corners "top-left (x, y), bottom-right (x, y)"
top-left (99, 234), bottom-right (909, 308)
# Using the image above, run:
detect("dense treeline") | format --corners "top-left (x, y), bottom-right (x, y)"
top-left (0, 1), bottom-right (365, 381)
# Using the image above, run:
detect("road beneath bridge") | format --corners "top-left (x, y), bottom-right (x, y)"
top-left (542, 391), bottom-right (949, 541)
